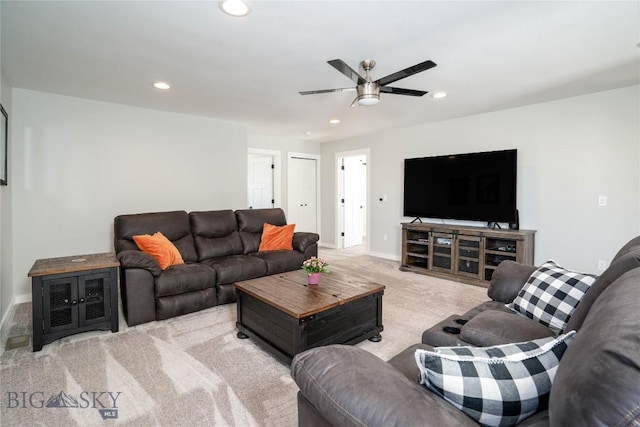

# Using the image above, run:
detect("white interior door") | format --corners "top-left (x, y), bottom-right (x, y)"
top-left (248, 154), bottom-right (274, 209)
top-left (343, 155), bottom-right (367, 248)
top-left (288, 155), bottom-right (318, 233)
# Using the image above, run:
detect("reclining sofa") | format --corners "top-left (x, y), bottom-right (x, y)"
top-left (114, 208), bottom-right (319, 326)
top-left (292, 236), bottom-right (640, 426)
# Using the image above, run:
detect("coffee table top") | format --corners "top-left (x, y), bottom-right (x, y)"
top-left (234, 270), bottom-right (385, 319)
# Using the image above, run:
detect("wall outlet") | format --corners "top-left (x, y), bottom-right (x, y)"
top-left (597, 260), bottom-right (607, 272)
top-left (598, 196), bottom-right (607, 206)
top-left (383, 234), bottom-right (388, 241)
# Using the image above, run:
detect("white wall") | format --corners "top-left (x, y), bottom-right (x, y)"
top-left (10, 89), bottom-right (248, 299)
top-left (321, 86), bottom-right (640, 273)
top-left (0, 0), bottom-right (14, 332)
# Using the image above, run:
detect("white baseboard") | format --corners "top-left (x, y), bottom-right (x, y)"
top-left (318, 242), bottom-right (336, 249)
top-left (0, 293), bottom-right (32, 354)
top-left (14, 293), bottom-right (31, 304)
top-left (1, 295), bottom-right (24, 353)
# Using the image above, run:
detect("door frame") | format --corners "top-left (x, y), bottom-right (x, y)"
top-left (248, 148), bottom-right (281, 208)
top-left (336, 149), bottom-right (370, 251)
top-left (287, 152), bottom-right (321, 235)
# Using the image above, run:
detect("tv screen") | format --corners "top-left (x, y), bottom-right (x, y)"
top-left (403, 149), bottom-right (517, 223)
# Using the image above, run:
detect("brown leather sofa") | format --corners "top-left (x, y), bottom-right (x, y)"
top-left (291, 236), bottom-right (640, 426)
top-left (114, 208), bottom-right (319, 326)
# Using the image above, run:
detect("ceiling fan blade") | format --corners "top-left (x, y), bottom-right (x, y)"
top-left (380, 86), bottom-right (428, 97)
top-left (376, 60), bottom-right (437, 87)
top-left (299, 87), bottom-right (356, 95)
top-left (328, 59), bottom-right (366, 85)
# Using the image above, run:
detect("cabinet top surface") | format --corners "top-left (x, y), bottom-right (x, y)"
top-left (28, 252), bottom-right (119, 277)
top-left (402, 222), bottom-right (536, 236)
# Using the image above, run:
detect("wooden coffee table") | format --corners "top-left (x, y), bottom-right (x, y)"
top-left (234, 270), bottom-right (384, 362)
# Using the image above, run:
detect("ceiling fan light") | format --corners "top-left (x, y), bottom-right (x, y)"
top-left (358, 94), bottom-right (380, 106)
top-left (153, 81), bottom-right (171, 90)
top-left (219, 0), bottom-right (251, 17)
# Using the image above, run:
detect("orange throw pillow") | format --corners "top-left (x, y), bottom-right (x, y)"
top-left (259, 223), bottom-right (295, 252)
top-left (133, 231), bottom-right (185, 270)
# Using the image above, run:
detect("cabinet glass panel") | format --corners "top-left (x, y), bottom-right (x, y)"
top-left (456, 236), bottom-right (481, 277)
top-left (431, 233), bottom-right (453, 272)
top-left (458, 259), bottom-right (479, 274)
top-left (432, 256), bottom-right (452, 270)
top-left (44, 277), bottom-right (78, 333)
top-left (79, 273), bottom-right (111, 325)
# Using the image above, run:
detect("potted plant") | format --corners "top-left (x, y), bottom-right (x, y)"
top-left (302, 257), bottom-right (329, 285)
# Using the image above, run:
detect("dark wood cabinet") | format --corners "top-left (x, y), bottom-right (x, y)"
top-left (29, 253), bottom-right (119, 351)
top-left (401, 223), bottom-right (535, 287)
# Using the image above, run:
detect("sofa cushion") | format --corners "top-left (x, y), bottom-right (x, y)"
top-left (565, 247), bottom-right (640, 331)
top-left (388, 343), bottom-right (435, 382)
top-left (291, 345), bottom-right (479, 427)
top-left (462, 300), bottom-right (513, 319)
top-left (253, 250), bottom-right (306, 275)
top-left (155, 287), bottom-right (217, 321)
top-left (488, 261), bottom-right (537, 304)
top-left (549, 268), bottom-right (640, 426)
top-left (133, 232), bottom-right (185, 270)
top-left (415, 331), bottom-right (575, 427)
top-left (611, 235), bottom-right (640, 262)
top-left (114, 211), bottom-right (198, 262)
top-left (509, 261), bottom-right (597, 333)
top-left (201, 255), bottom-right (267, 285)
top-left (460, 310), bottom-right (556, 347)
top-left (190, 210), bottom-right (244, 260)
top-left (236, 208), bottom-right (288, 254)
top-left (154, 263), bottom-right (216, 297)
top-left (259, 223), bottom-right (295, 251)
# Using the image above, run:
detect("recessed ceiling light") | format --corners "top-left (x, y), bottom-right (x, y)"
top-left (153, 81), bottom-right (171, 90)
top-left (304, 131), bottom-right (313, 136)
top-left (219, 0), bottom-right (251, 17)
top-left (329, 119), bottom-right (340, 124)
top-left (431, 92), bottom-right (448, 99)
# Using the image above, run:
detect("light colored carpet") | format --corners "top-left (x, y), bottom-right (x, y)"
top-left (0, 250), bottom-right (489, 426)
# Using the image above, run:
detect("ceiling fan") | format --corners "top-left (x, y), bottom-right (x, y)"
top-left (299, 59), bottom-right (437, 107)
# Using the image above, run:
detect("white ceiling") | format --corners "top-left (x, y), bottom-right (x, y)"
top-left (2, 1), bottom-right (639, 143)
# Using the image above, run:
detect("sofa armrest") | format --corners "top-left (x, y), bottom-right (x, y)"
top-left (487, 261), bottom-right (537, 303)
top-left (119, 268), bottom-right (156, 326)
top-left (293, 232), bottom-right (319, 253)
top-left (291, 345), bottom-right (479, 427)
top-left (117, 250), bottom-right (161, 277)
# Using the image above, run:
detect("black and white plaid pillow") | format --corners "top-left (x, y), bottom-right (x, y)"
top-left (415, 331), bottom-right (575, 427)
top-left (509, 261), bottom-right (597, 332)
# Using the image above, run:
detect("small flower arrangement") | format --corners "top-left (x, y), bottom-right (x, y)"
top-left (302, 257), bottom-right (330, 274)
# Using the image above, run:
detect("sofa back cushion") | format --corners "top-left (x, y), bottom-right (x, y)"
top-left (114, 211), bottom-right (198, 263)
top-left (611, 235), bottom-right (640, 262)
top-left (189, 210), bottom-right (244, 261)
top-left (549, 267), bottom-right (640, 426)
top-left (565, 247), bottom-right (640, 331)
top-left (235, 208), bottom-right (287, 254)
top-left (488, 261), bottom-right (537, 304)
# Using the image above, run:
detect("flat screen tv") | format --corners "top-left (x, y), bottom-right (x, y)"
top-left (403, 149), bottom-right (517, 223)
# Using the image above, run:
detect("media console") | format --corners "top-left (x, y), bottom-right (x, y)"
top-left (400, 222), bottom-right (535, 287)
